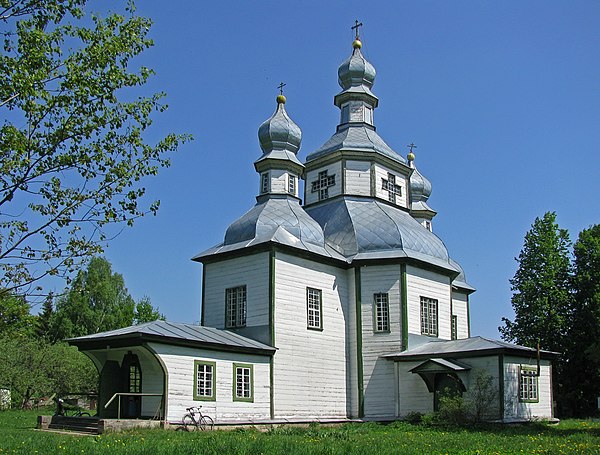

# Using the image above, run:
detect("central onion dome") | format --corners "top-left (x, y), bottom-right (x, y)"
top-left (337, 39), bottom-right (376, 90)
top-left (258, 95), bottom-right (302, 154)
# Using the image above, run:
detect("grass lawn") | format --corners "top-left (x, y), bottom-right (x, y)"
top-left (0, 410), bottom-right (599, 454)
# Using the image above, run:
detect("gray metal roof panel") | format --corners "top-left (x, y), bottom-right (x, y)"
top-left (306, 124), bottom-right (405, 164)
top-left (306, 197), bottom-right (455, 269)
top-left (67, 320), bottom-right (275, 353)
top-left (382, 336), bottom-right (559, 359)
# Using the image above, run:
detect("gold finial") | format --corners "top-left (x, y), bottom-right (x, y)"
top-left (277, 82), bottom-right (286, 104)
top-left (407, 143), bottom-right (417, 162)
top-left (351, 20), bottom-right (363, 49)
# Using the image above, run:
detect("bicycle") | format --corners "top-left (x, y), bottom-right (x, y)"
top-left (180, 406), bottom-right (214, 431)
top-left (54, 398), bottom-right (91, 417)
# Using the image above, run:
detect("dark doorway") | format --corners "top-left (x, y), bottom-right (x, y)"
top-left (433, 373), bottom-right (464, 411)
top-left (120, 351), bottom-right (142, 418)
top-left (99, 360), bottom-right (121, 418)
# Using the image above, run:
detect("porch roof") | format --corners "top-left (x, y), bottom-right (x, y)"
top-left (67, 320), bottom-right (276, 356)
top-left (382, 336), bottom-right (559, 361)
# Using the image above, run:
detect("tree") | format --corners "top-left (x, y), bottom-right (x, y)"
top-left (0, 335), bottom-right (97, 408)
top-left (499, 212), bottom-right (572, 353)
top-left (134, 295), bottom-right (164, 324)
top-left (0, 0), bottom-right (191, 296)
top-left (499, 212), bottom-right (573, 416)
top-left (564, 224), bottom-right (600, 416)
top-left (0, 291), bottom-right (36, 337)
top-left (49, 256), bottom-right (162, 341)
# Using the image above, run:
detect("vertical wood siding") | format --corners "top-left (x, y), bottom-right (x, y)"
top-left (451, 291), bottom-right (470, 339)
top-left (272, 253), bottom-right (349, 418)
top-left (149, 343), bottom-right (271, 423)
top-left (345, 160), bottom-right (371, 196)
top-left (203, 253), bottom-right (270, 329)
top-left (359, 265), bottom-right (402, 419)
top-left (503, 356), bottom-right (553, 420)
top-left (406, 266), bottom-right (451, 339)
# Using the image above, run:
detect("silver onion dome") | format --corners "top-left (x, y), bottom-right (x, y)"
top-left (258, 95), bottom-right (302, 154)
top-left (337, 40), bottom-right (376, 90)
top-left (410, 166), bottom-right (432, 205)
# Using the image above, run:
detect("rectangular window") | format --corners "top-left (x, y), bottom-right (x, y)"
top-left (225, 285), bottom-right (247, 328)
top-left (194, 360), bottom-right (216, 401)
top-left (307, 287), bottom-right (323, 330)
top-left (373, 293), bottom-right (390, 332)
top-left (420, 296), bottom-right (438, 336)
top-left (261, 172), bottom-right (269, 194)
top-left (451, 315), bottom-right (458, 340)
top-left (519, 367), bottom-right (539, 402)
top-left (233, 363), bottom-right (253, 402)
top-left (288, 175), bottom-right (296, 195)
top-left (364, 106), bottom-right (373, 124)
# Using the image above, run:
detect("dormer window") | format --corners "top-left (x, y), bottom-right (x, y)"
top-left (261, 172), bottom-right (269, 194)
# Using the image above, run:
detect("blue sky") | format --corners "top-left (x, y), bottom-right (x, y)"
top-left (66, 1), bottom-right (599, 338)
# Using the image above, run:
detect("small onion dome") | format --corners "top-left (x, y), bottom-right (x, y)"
top-left (338, 41), bottom-right (376, 90)
top-left (410, 165), bottom-right (432, 204)
top-left (258, 96), bottom-right (302, 154)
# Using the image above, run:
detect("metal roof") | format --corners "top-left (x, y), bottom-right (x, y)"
top-left (194, 196), bottom-right (347, 262)
top-left (306, 124), bottom-right (405, 164)
top-left (382, 336), bottom-right (559, 361)
top-left (67, 320), bottom-right (276, 355)
top-left (306, 196), bottom-right (459, 273)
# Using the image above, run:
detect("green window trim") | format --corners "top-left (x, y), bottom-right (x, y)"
top-left (519, 366), bottom-right (539, 403)
top-left (225, 285), bottom-right (247, 328)
top-left (451, 315), bottom-right (458, 340)
top-left (233, 363), bottom-right (254, 403)
top-left (420, 296), bottom-right (439, 337)
top-left (373, 292), bottom-right (390, 333)
top-left (193, 360), bottom-right (216, 402)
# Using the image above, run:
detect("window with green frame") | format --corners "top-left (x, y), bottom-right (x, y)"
top-left (519, 366), bottom-right (539, 403)
top-left (193, 360), bottom-right (216, 401)
top-left (233, 363), bottom-right (253, 402)
top-left (451, 315), bottom-right (458, 340)
top-left (373, 293), bottom-right (390, 333)
top-left (420, 296), bottom-right (438, 336)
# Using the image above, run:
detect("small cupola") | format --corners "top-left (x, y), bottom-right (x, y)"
top-left (407, 145), bottom-right (437, 230)
top-left (254, 86), bottom-right (304, 200)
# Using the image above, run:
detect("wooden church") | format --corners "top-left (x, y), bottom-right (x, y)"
top-left (69, 28), bottom-right (556, 425)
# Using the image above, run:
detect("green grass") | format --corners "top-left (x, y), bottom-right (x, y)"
top-left (0, 409), bottom-right (599, 454)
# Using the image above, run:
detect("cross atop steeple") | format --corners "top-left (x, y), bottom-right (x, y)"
top-left (277, 82), bottom-right (286, 96)
top-left (407, 143), bottom-right (417, 153)
top-left (351, 20), bottom-right (363, 40)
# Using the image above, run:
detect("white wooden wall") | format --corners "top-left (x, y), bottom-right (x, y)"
top-left (263, 169), bottom-right (294, 195)
top-left (397, 360), bottom-right (434, 415)
top-left (359, 265), bottom-right (402, 419)
top-left (272, 253), bottom-right (349, 418)
top-left (149, 343), bottom-right (271, 423)
top-left (203, 252), bottom-right (269, 328)
top-left (503, 356), bottom-right (553, 421)
top-left (304, 162), bottom-right (343, 205)
top-left (451, 291), bottom-right (470, 339)
top-left (406, 266), bottom-right (452, 339)
top-left (344, 160), bottom-right (371, 196)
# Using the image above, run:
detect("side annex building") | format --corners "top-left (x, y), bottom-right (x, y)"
top-left (69, 32), bottom-right (556, 425)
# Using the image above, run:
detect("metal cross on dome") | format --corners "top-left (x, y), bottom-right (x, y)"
top-left (277, 82), bottom-right (286, 95)
top-left (352, 20), bottom-right (363, 40)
